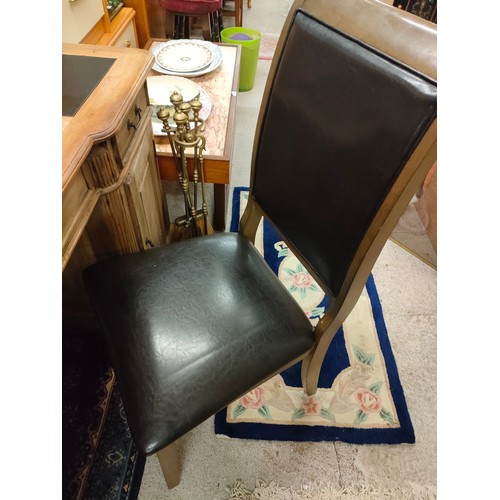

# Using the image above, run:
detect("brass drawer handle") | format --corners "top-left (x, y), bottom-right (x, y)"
top-left (127, 105), bottom-right (142, 130)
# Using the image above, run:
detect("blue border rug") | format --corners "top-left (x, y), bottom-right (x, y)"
top-left (214, 187), bottom-right (415, 444)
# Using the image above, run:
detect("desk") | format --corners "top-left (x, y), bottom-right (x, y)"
top-left (63, 44), bottom-right (167, 326)
top-left (145, 39), bottom-right (241, 230)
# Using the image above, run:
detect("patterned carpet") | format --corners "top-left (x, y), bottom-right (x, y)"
top-left (62, 330), bottom-right (145, 500)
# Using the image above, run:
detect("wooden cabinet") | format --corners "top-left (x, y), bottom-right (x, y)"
top-left (113, 14), bottom-right (138, 47)
top-left (62, 0), bottom-right (139, 47)
top-left (124, 107), bottom-right (165, 250)
top-left (124, 0), bottom-right (168, 48)
top-left (81, 6), bottom-right (138, 47)
top-left (62, 0), bottom-right (168, 49)
top-left (62, 44), bottom-right (168, 327)
top-left (77, 89), bottom-right (165, 257)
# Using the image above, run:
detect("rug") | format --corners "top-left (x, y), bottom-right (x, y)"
top-left (214, 187), bottom-right (415, 444)
top-left (258, 33), bottom-right (280, 60)
top-left (62, 330), bottom-right (146, 499)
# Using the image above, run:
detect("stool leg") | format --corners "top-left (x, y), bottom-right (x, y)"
top-left (209, 12), bottom-right (220, 42)
top-left (218, 8), bottom-right (224, 35)
top-left (157, 441), bottom-right (181, 489)
top-left (184, 16), bottom-right (191, 38)
top-left (173, 15), bottom-right (181, 39)
top-left (236, 0), bottom-right (242, 26)
top-left (208, 12), bottom-right (214, 42)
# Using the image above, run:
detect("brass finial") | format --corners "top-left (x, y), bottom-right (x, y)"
top-left (157, 106), bottom-right (171, 132)
top-left (190, 98), bottom-right (202, 114)
top-left (156, 106), bottom-right (170, 122)
top-left (170, 91), bottom-right (183, 109)
top-left (179, 101), bottom-right (191, 117)
top-left (173, 111), bottom-right (188, 128)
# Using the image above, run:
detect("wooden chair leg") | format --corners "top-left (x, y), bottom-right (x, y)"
top-left (301, 316), bottom-right (344, 396)
top-left (235, 0), bottom-right (242, 26)
top-left (156, 441), bottom-right (181, 489)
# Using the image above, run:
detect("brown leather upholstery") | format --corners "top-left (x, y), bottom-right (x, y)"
top-left (83, 0), bottom-right (437, 465)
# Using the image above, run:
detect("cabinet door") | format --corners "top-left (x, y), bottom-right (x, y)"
top-left (113, 18), bottom-right (138, 48)
top-left (125, 110), bottom-right (166, 249)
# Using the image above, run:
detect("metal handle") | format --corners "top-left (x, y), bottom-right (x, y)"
top-left (127, 105), bottom-right (142, 130)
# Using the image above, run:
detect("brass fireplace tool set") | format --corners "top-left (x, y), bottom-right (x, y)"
top-left (156, 91), bottom-right (211, 240)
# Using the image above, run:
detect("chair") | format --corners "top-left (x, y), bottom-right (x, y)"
top-left (158, 0), bottom-right (224, 42)
top-left (222, 0), bottom-right (243, 27)
top-left (83, 0), bottom-right (437, 490)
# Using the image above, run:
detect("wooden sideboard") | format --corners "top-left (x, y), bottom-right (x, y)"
top-left (63, 0), bottom-right (139, 48)
top-left (63, 43), bottom-right (168, 326)
top-left (124, 0), bottom-right (168, 47)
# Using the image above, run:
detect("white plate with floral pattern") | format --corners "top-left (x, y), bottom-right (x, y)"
top-left (156, 40), bottom-right (214, 73)
top-left (151, 40), bottom-right (222, 77)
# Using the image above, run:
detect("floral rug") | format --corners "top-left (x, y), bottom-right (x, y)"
top-left (214, 187), bottom-right (415, 444)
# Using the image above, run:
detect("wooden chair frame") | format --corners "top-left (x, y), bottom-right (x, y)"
top-left (240, 0), bottom-right (437, 396)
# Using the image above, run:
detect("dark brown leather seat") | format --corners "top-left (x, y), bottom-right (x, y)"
top-left (83, 0), bottom-right (437, 489)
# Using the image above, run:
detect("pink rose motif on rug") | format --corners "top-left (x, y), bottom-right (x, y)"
top-left (241, 388), bottom-right (265, 409)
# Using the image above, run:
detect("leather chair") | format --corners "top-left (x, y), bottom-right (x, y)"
top-left (158, 0), bottom-right (224, 42)
top-left (83, 0), bottom-right (437, 490)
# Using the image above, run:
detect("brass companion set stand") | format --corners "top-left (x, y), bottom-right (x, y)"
top-left (157, 92), bottom-right (212, 240)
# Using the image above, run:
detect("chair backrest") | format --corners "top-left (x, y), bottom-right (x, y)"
top-left (241, 0), bottom-right (437, 305)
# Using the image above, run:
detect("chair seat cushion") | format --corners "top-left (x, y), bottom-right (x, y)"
top-left (158, 0), bottom-right (222, 15)
top-left (83, 233), bottom-right (314, 455)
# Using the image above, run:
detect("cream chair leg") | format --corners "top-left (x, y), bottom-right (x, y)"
top-left (301, 317), bottom-right (344, 396)
top-left (302, 280), bottom-right (369, 395)
top-left (157, 441), bottom-right (181, 489)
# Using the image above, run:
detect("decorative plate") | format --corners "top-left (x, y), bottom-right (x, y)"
top-left (156, 41), bottom-right (214, 73)
top-left (151, 40), bottom-right (223, 78)
top-left (151, 87), bottom-right (212, 136)
top-left (146, 75), bottom-right (200, 106)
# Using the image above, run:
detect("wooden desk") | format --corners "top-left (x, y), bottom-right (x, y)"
top-left (63, 44), bottom-right (167, 326)
top-left (145, 39), bottom-right (241, 230)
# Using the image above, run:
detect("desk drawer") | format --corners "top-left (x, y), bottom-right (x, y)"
top-left (115, 85), bottom-right (148, 161)
top-left (113, 18), bottom-right (137, 48)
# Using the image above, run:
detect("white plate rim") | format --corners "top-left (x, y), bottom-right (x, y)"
top-left (146, 75), bottom-right (201, 106)
top-left (156, 41), bottom-right (214, 73)
top-left (151, 40), bottom-right (222, 77)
